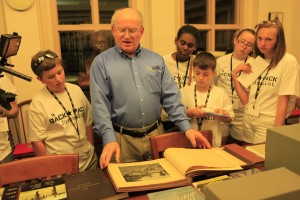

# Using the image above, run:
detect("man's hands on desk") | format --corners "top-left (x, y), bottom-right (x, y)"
top-left (99, 129), bottom-right (212, 169)
top-left (100, 142), bottom-right (120, 169)
top-left (185, 129), bottom-right (212, 149)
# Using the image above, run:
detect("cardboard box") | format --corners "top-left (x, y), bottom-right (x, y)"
top-left (264, 124), bottom-right (300, 175)
top-left (205, 167), bottom-right (300, 200)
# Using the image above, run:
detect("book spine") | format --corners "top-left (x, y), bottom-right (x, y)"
top-left (223, 144), bottom-right (264, 168)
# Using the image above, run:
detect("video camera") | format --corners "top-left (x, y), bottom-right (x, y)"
top-left (0, 32), bottom-right (32, 110)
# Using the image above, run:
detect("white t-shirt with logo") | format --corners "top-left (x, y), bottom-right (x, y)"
top-left (28, 83), bottom-right (94, 171)
top-left (181, 84), bottom-right (234, 147)
top-left (246, 53), bottom-right (300, 119)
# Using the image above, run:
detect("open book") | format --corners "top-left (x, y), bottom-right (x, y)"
top-left (106, 147), bottom-right (244, 192)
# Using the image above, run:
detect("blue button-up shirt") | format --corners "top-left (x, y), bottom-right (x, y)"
top-left (90, 46), bottom-right (191, 145)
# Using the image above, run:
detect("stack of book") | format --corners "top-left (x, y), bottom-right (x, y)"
top-left (0, 179), bottom-right (66, 200)
top-left (19, 178), bottom-right (67, 200)
top-left (205, 167), bottom-right (300, 199)
top-left (192, 175), bottom-right (230, 198)
top-left (1, 168), bottom-right (128, 200)
top-left (147, 185), bottom-right (204, 200)
top-left (0, 185), bottom-right (19, 200)
top-left (0, 143), bottom-right (265, 199)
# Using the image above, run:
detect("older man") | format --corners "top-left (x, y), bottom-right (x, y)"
top-left (90, 8), bottom-right (211, 169)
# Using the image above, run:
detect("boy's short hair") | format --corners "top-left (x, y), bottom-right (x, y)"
top-left (193, 52), bottom-right (216, 71)
top-left (31, 50), bottom-right (63, 77)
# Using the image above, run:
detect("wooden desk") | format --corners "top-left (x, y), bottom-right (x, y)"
top-left (127, 143), bottom-right (265, 199)
top-left (0, 144), bottom-right (264, 200)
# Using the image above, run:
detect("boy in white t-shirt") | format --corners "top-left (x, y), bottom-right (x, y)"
top-left (28, 50), bottom-right (98, 172)
top-left (181, 52), bottom-right (234, 147)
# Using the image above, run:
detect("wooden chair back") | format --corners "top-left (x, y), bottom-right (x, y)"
top-left (8, 99), bottom-right (34, 159)
top-left (0, 154), bottom-right (79, 187)
top-left (285, 109), bottom-right (300, 125)
top-left (9, 100), bottom-right (32, 144)
top-left (150, 130), bottom-right (213, 159)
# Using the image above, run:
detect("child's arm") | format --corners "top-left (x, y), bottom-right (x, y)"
top-left (232, 63), bottom-right (251, 105)
top-left (0, 101), bottom-right (19, 118)
top-left (275, 95), bottom-right (289, 126)
top-left (213, 108), bottom-right (232, 123)
top-left (186, 105), bottom-right (207, 119)
top-left (86, 123), bottom-right (94, 147)
top-left (31, 140), bottom-right (47, 156)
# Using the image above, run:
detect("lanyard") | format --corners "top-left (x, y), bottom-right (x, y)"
top-left (47, 87), bottom-right (80, 138)
top-left (253, 67), bottom-right (270, 109)
top-left (194, 85), bottom-right (212, 130)
top-left (176, 56), bottom-right (190, 88)
top-left (230, 54), bottom-right (248, 103)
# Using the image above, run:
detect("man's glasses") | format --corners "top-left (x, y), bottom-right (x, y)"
top-left (34, 52), bottom-right (58, 70)
top-left (114, 26), bottom-right (141, 36)
top-left (237, 39), bottom-right (253, 48)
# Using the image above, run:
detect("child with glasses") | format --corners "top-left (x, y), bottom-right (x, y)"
top-left (214, 28), bottom-right (255, 145)
top-left (28, 50), bottom-right (98, 171)
top-left (232, 19), bottom-right (300, 144)
top-left (181, 52), bottom-right (234, 147)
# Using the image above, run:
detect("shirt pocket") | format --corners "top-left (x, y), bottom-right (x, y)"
top-left (144, 66), bottom-right (162, 93)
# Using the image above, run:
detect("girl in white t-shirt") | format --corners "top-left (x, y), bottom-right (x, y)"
top-left (232, 19), bottom-right (300, 144)
top-left (215, 29), bottom-right (255, 145)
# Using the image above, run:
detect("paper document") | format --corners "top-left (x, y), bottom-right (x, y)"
top-left (0, 117), bottom-right (9, 132)
top-left (202, 108), bottom-right (229, 118)
top-left (237, 56), bottom-right (269, 88)
top-left (204, 111), bottom-right (229, 118)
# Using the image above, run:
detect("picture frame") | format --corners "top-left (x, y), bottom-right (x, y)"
top-left (268, 12), bottom-right (283, 23)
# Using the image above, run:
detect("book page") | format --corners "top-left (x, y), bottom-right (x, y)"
top-left (164, 147), bottom-right (242, 176)
top-left (19, 178), bottom-right (67, 200)
top-left (229, 168), bottom-right (262, 178)
top-left (245, 143), bottom-right (266, 158)
top-left (237, 56), bottom-right (270, 88)
top-left (215, 147), bottom-right (246, 166)
top-left (0, 188), bottom-right (4, 199)
top-left (107, 158), bottom-right (191, 192)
